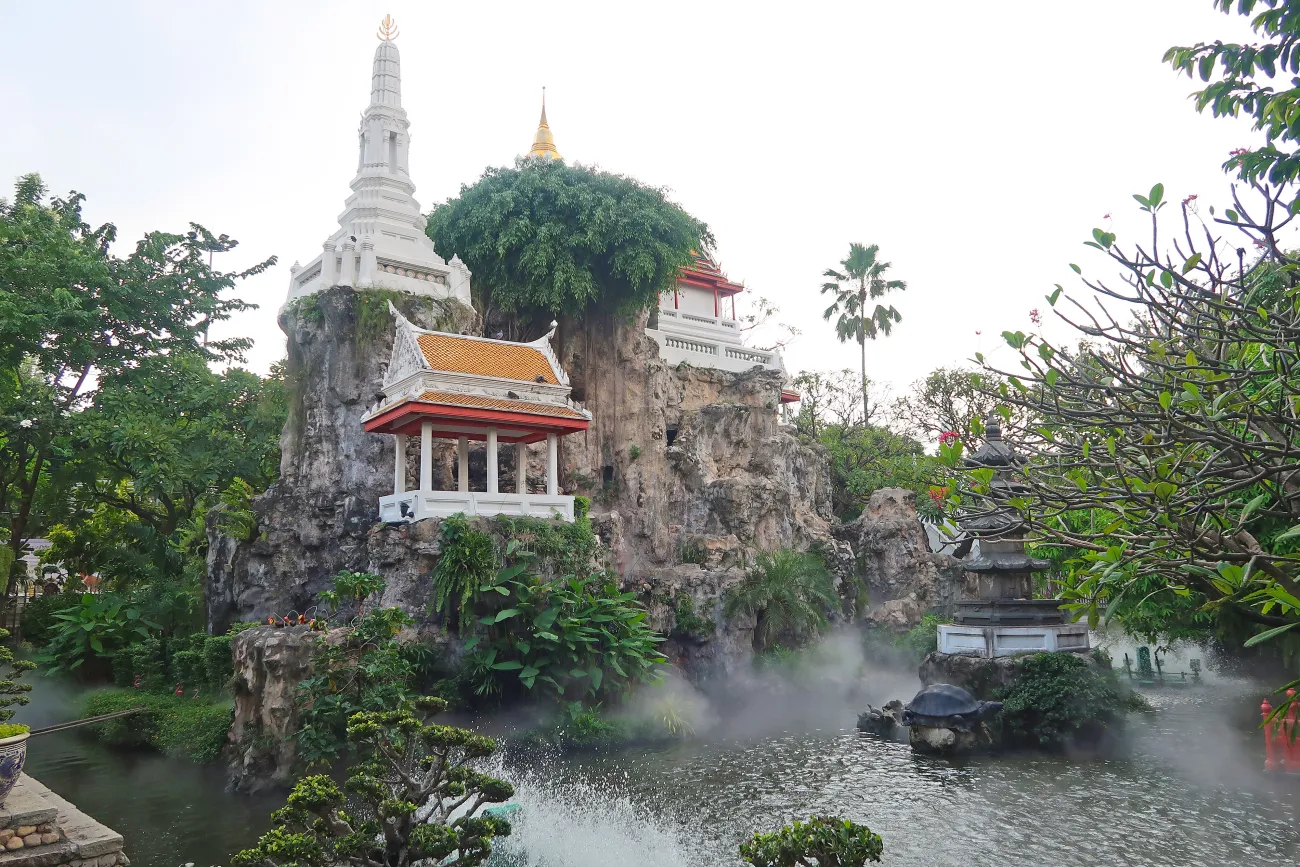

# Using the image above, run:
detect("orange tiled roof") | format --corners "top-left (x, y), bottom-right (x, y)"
top-left (417, 391), bottom-right (586, 420)
top-left (416, 333), bottom-right (558, 384)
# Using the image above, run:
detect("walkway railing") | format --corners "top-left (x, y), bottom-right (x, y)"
top-left (1263, 689), bottom-right (1300, 773)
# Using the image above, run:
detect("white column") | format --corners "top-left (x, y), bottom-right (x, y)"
top-left (419, 421), bottom-right (433, 492)
top-left (486, 428), bottom-right (499, 494)
top-left (338, 240), bottom-right (356, 288)
top-left (320, 241), bottom-right (337, 288)
top-left (393, 434), bottom-right (407, 494)
top-left (358, 237), bottom-right (377, 288)
top-left (457, 436), bottom-right (469, 493)
top-left (516, 442), bottom-right (527, 494)
top-left (546, 434), bottom-right (558, 496)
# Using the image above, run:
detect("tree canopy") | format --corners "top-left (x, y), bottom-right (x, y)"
top-left (0, 172), bottom-right (279, 605)
top-left (426, 158), bottom-right (712, 331)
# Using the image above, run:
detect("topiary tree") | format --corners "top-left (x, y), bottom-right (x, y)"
top-left (233, 697), bottom-right (513, 867)
top-left (0, 628), bottom-right (35, 738)
top-left (426, 158), bottom-right (711, 333)
top-left (726, 550), bottom-right (838, 652)
top-left (740, 815), bottom-right (883, 867)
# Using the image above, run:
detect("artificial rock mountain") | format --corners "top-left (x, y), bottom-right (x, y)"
top-left (207, 288), bottom-right (956, 673)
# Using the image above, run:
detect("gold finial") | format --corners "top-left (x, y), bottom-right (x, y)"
top-left (529, 87), bottom-right (561, 161)
top-left (377, 14), bottom-right (399, 41)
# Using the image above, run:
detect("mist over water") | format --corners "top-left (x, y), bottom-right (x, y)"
top-left (492, 632), bottom-right (1300, 866)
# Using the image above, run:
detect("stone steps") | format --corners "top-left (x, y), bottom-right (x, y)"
top-left (0, 777), bottom-right (126, 867)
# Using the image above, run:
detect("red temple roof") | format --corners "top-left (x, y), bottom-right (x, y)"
top-left (680, 251), bottom-right (744, 297)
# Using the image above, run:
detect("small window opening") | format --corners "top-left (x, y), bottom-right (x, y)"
top-left (666, 424), bottom-right (678, 447)
top-left (602, 465), bottom-right (615, 484)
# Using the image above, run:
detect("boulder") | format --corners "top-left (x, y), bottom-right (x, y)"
top-left (835, 488), bottom-right (966, 629)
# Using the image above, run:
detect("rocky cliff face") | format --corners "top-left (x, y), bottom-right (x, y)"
top-left (835, 488), bottom-right (967, 630)
top-left (207, 291), bottom-right (953, 681)
top-left (227, 625), bottom-right (322, 792)
top-left (206, 287), bottom-right (477, 632)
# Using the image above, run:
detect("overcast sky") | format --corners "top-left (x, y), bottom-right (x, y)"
top-left (0, 1), bottom-right (1274, 400)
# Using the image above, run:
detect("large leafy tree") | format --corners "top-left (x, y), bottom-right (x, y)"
top-left (893, 367), bottom-right (1023, 446)
top-left (43, 353), bottom-right (285, 593)
top-left (0, 173), bottom-right (273, 596)
top-left (1166, 0), bottom-right (1300, 192)
top-left (943, 179), bottom-right (1300, 664)
top-left (820, 243), bottom-right (906, 426)
top-left (426, 158), bottom-right (712, 334)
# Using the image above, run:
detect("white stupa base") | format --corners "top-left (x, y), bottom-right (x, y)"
top-left (937, 623), bottom-right (1090, 658)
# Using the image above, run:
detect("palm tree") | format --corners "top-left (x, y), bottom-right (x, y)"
top-left (725, 550), bottom-right (838, 652)
top-left (821, 243), bottom-right (906, 426)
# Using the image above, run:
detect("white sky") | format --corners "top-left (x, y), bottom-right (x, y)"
top-left (0, 1), bottom-right (1272, 397)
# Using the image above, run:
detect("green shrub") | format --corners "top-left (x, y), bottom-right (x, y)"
top-left (466, 562), bottom-right (666, 704)
top-left (39, 593), bottom-right (158, 677)
top-left (996, 652), bottom-right (1146, 750)
top-left (493, 515), bottom-right (598, 578)
top-left (295, 605), bottom-right (416, 767)
top-left (573, 495), bottom-right (591, 520)
top-left (81, 689), bottom-right (233, 764)
top-left (726, 550), bottom-right (837, 651)
top-left (20, 592), bottom-right (79, 646)
top-left (202, 633), bottom-right (235, 689)
top-left (432, 515), bottom-right (498, 632)
top-left (740, 816), bottom-right (883, 866)
top-left (673, 593), bottom-right (715, 639)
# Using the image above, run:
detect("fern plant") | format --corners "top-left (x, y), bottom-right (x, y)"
top-left (432, 515), bottom-right (497, 632)
top-left (726, 550), bottom-right (837, 652)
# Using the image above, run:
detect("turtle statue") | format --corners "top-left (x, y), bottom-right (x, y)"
top-left (902, 683), bottom-right (1003, 754)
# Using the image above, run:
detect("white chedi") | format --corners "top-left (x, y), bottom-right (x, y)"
top-left (284, 30), bottom-right (470, 307)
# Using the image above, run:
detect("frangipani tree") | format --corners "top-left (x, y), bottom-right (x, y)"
top-left (820, 243), bottom-right (906, 426)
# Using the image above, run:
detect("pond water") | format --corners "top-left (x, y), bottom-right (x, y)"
top-left (12, 643), bottom-right (1300, 867)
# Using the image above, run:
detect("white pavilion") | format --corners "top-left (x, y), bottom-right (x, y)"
top-left (362, 305), bottom-right (591, 523)
top-left (283, 15), bottom-right (471, 307)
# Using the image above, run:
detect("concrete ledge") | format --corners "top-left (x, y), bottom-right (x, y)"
top-left (937, 623), bottom-right (1090, 657)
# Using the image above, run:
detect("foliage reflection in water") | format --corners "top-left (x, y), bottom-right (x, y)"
top-left (11, 662), bottom-right (1300, 867)
top-left (15, 676), bottom-right (279, 867)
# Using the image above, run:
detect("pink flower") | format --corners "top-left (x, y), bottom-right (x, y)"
top-left (939, 431), bottom-right (960, 446)
top-left (1182, 194), bottom-right (1198, 205)
top-left (1029, 308), bottom-right (1042, 326)
top-left (1102, 213), bottom-right (1111, 220)
top-left (1229, 147), bottom-right (1250, 157)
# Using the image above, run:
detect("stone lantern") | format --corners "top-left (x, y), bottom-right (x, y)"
top-left (935, 415), bottom-right (1090, 657)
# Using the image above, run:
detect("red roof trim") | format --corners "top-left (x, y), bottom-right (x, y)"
top-left (780, 389), bottom-right (801, 404)
top-left (364, 400), bottom-right (590, 442)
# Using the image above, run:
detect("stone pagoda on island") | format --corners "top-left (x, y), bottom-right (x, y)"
top-left (362, 306), bottom-right (590, 523)
top-left (936, 415), bottom-right (1089, 657)
top-left (283, 15), bottom-right (471, 308)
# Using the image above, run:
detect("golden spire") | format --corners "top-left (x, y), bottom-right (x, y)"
top-left (528, 87), bottom-right (562, 161)
top-left (377, 14), bottom-right (399, 41)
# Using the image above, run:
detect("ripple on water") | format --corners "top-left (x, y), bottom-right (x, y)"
top-left (496, 682), bottom-right (1300, 867)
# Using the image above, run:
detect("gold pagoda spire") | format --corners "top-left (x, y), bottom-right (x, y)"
top-left (528, 88), bottom-right (562, 161)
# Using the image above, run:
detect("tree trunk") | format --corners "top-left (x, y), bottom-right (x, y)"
top-left (859, 283), bottom-right (869, 426)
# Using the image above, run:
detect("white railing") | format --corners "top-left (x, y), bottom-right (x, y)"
top-left (725, 346), bottom-right (776, 365)
top-left (379, 490), bottom-right (575, 523)
top-left (658, 308), bottom-right (739, 331)
top-left (665, 335), bottom-right (720, 355)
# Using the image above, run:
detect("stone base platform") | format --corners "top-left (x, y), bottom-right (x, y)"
top-left (937, 622), bottom-right (1089, 657)
top-left (919, 649), bottom-right (1098, 699)
top-left (0, 776), bottom-right (126, 867)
